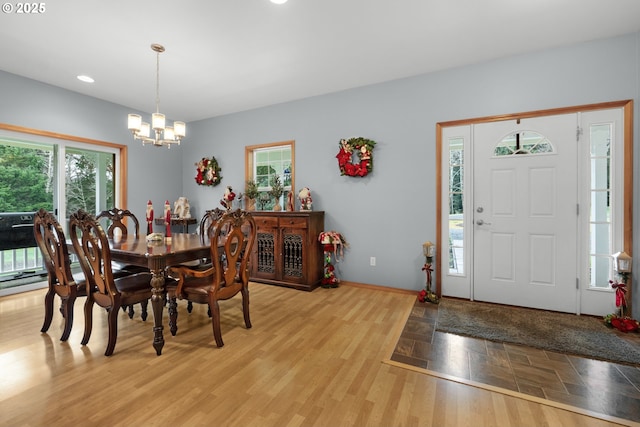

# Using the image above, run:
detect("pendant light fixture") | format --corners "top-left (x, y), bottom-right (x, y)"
top-left (127, 44), bottom-right (185, 148)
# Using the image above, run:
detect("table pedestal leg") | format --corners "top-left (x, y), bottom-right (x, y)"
top-left (150, 268), bottom-right (166, 355)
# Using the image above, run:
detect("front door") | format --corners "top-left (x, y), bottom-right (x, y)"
top-left (472, 114), bottom-right (578, 312)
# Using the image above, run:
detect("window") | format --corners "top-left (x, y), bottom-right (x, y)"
top-left (448, 137), bottom-right (464, 275)
top-left (589, 123), bottom-right (613, 288)
top-left (494, 131), bottom-right (554, 156)
top-left (245, 141), bottom-right (294, 210)
top-left (64, 147), bottom-right (116, 218)
top-left (0, 124), bottom-right (126, 295)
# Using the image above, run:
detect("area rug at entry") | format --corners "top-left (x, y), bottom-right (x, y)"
top-left (436, 298), bottom-right (640, 365)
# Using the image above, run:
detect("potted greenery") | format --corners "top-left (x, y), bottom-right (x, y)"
top-left (244, 179), bottom-right (259, 211)
top-left (269, 175), bottom-right (283, 211)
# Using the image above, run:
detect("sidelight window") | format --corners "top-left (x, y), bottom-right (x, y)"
top-left (448, 137), bottom-right (464, 275)
top-left (589, 124), bottom-right (613, 288)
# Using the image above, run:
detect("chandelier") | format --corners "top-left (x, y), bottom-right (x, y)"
top-left (127, 44), bottom-right (185, 148)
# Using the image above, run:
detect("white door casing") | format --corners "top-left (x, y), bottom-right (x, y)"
top-left (439, 102), bottom-right (631, 316)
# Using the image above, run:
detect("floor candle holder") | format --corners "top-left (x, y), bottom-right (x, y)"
top-left (419, 241), bottom-right (439, 304)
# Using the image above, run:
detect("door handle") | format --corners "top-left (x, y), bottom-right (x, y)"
top-left (476, 219), bottom-right (492, 226)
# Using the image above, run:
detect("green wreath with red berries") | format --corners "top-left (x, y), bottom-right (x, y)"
top-left (195, 156), bottom-right (222, 186)
top-left (336, 137), bottom-right (376, 177)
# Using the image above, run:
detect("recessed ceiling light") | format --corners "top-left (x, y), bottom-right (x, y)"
top-left (270, 0), bottom-right (288, 4)
top-left (77, 75), bottom-right (95, 83)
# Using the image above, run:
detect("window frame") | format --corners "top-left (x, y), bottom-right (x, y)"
top-left (245, 140), bottom-right (295, 210)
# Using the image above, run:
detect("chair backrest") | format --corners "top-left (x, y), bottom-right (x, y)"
top-left (33, 208), bottom-right (76, 291)
top-left (210, 209), bottom-right (256, 290)
top-left (70, 209), bottom-right (118, 298)
top-left (199, 208), bottom-right (226, 240)
top-left (96, 208), bottom-right (140, 240)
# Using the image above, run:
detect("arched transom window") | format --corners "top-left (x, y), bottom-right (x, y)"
top-left (494, 131), bottom-right (554, 156)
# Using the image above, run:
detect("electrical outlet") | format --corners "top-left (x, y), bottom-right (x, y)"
top-left (370, 257), bottom-right (376, 266)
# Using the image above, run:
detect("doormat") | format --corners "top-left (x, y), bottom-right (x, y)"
top-left (436, 298), bottom-right (640, 365)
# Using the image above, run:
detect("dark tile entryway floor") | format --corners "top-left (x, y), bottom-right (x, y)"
top-left (390, 300), bottom-right (640, 424)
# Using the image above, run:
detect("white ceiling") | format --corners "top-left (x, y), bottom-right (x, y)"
top-left (1, 0), bottom-right (639, 122)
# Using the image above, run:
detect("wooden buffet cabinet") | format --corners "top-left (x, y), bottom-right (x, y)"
top-left (249, 211), bottom-right (324, 291)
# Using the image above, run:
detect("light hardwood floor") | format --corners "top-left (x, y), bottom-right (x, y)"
top-left (0, 282), bottom-right (632, 427)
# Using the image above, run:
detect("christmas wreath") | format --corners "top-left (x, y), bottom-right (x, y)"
top-left (195, 156), bottom-right (222, 186)
top-left (336, 137), bottom-right (376, 177)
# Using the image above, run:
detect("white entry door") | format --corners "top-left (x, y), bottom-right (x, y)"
top-left (472, 114), bottom-right (578, 313)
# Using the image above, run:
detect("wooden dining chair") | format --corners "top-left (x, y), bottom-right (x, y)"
top-left (170, 208), bottom-right (226, 314)
top-left (96, 207), bottom-right (146, 272)
top-left (69, 209), bottom-right (154, 356)
top-left (167, 209), bottom-right (256, 346)
top-left (199, 208), bottom-right (226, 240)
top-left (34, 208), bottom-right (84, 342)
top-left (96, 207), bottom-right (140, 239)
top-left (96, 207), bottom-right (149, 316)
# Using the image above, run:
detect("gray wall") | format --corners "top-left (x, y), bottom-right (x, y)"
top-left (0, 71), bottom-right (184, 222)
top-left (1, 32), bottom-right (638, 316)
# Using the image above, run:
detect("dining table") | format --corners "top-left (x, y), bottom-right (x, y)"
top-left (106, 233), bottom-right (210, 355)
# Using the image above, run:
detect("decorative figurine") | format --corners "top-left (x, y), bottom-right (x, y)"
top-left (286, 191), bottom-right (294, 211)
top-left (173, 197), bottom-right (191, 219)
top-left (220, 186), bottom-right (236, 210)
top-left (164, 200), bottom-right (172, 240)
top-left (318, 231), bottom-right (348, 288)
top-left (298, 187), bottom-right (312, 211)
top-left (146, 200), bottom-right (154, 235)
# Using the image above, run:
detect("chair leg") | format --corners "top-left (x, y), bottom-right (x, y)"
top-left (60, 295), bottom-right (76, 342)
top-left (81, 297), bottom-right (94, 346)
top-left (127, 304), bottom-right (135, 319)
top-left (105, 305), bottom-right (119, 356)
top-left (168, 297), bottom-right (178, 336)
top-left (209, 299), bottom-right (224, 347)
top-left (187, 301), bottom-right (193, 313)
top-left (41, 288), bottom-right (55, 333)
top-left (140, 300), bottom-right (149, 321)
top-left (241, 286), bottom-right (251, 329)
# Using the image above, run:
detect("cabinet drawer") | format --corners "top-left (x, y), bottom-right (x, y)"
top-left (255, 216), bottom-right (278, 229)
top-left (279, 217), bottom-right (308, 229)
